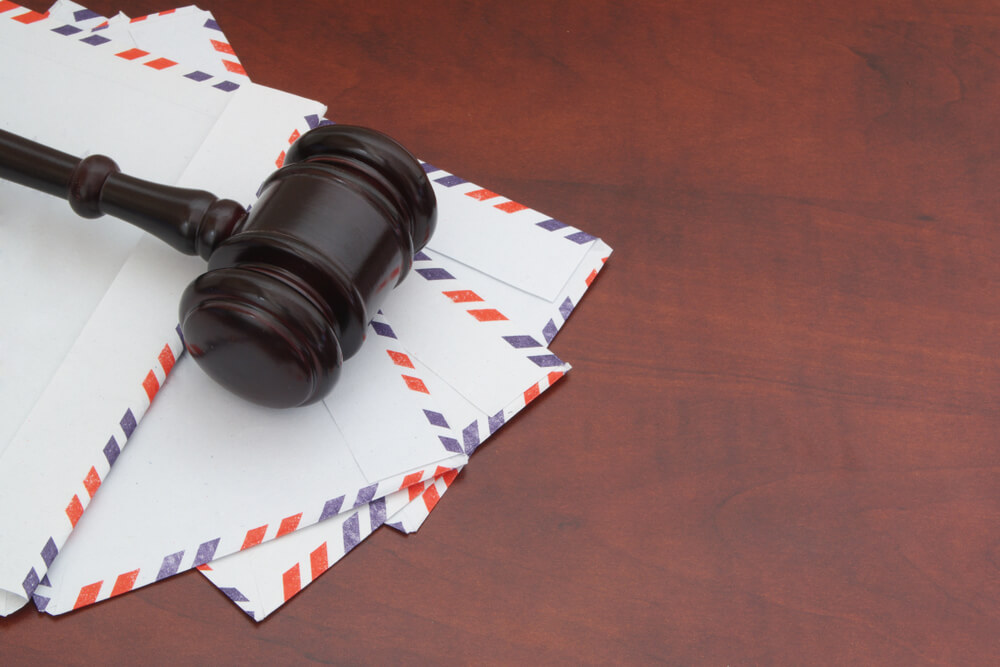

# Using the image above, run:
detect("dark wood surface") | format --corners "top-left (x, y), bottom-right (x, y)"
top-left (5, 0), bottom-right (1000, 663)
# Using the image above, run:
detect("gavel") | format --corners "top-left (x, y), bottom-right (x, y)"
top-left (0, 125), bottom-right (436, 408)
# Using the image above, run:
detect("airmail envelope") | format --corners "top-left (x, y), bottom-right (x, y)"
top-left (1, 3), bottom-right (609, 618)
top-left (0, 11), bottom-right (325, 615)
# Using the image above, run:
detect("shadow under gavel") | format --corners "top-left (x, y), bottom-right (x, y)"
top-left (0, 125), bottom-right (437, 408)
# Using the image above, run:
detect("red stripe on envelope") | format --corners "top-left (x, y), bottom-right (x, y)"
top-left (241, 525), bottom-right (267, 550)
top-left (211, 39), bottom-right (236, 55)
top-left (282, 564), bottom-right (301, 601)
top-left (83, 466), bottom-right (101, 499)
top-left (441, 469), bottom-right (459, 486)
top-left (524, 383), bottom-right (541, 405)
top-left (467, 308), bottom-right (507, 322)
top-left (110, 569), bottom-right (139, 597)
top-left (66, 495), bottom-right (84, 527)
top-left (158, 344), bottom-right (175, 374)
top-left (223, 60), bottom-right (246, 75)
top-left (401, 375), bottom-right (429, 394)
top-left (386, 350), bottom-right (415, 368)
top-left (494, 201), bottom-right (527, 213)
top-left (275, 150), bottom-right (286, 168)
top-left (423, 485), bottom-right (441, 512)
top-left (128, 10), bottom-right (174, 21)
top-left (74, 581), bottom-right (102, 609)
top-left (288, 129), bottom-right (301, 144)
top-left (13, 9), bottom-right (47, 23)
top-left (548, 371), bottom-right (564, 385)
top-left (585, 269), bottom-right (598, 286)
top-left (310, 543), bottom-right (328, 579)
top-left (443, 290), bottom-right (483, 303)
top-left (0, 1), bottom-right (19, 13)
top-left (116, 48), bottom-right (149, 60)
top-left (145, 57), bottom-right (177, 70)
top-left (465, 189), bottom-right (498, 201)
top-left (399, 471), bottom-right (423, 490)
top-left (276, 513), bottom-right (302, 537)
top-left (142, 370), bottom-right (159, 402)
top-left (408, 481), bottom-right (425, 501)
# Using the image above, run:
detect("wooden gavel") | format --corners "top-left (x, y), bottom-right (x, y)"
top-left (0, 125), bottom-right (437, 408)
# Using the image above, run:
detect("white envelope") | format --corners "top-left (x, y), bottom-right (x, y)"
top-left (0, 12), bottom-right (324, 615)
top-left (93, 4), bottom-right (249, 84)
top-left (196, 184), bottom-right (608, 620)
top-left (108, 8), bottom-right (613, 618)
top-left (199, 466), bottom-right (461, 620)
top-left (1, 3), bottom-right (609, 619)
top-left (29, 237), bottom-right (569, 613)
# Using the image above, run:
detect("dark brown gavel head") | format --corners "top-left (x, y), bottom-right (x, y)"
top-left (178, 125), bottom-right (437, 408)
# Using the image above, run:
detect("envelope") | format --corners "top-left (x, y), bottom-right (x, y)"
top-left (1, 2), bottom-right (609, 619)
top-left (54, 4), bottom-right (610, 618)
top-left (194, 188), bottom-right (609, 620)
top-left (177, 8), bottom-right (613, 612)
top-left (43, 0), bottom-right (248, 85)
top-left (199, 467), bottom-right (461, 620)
top-left (0, 4), bottom-right (582, 615)
top-left (26, 234), bottom-right (565, 613)
top-left (0, 8), bottom-right (326, 615)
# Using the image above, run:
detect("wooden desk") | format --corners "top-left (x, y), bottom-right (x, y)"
top-left (4, 0), bottom-right (999, 662)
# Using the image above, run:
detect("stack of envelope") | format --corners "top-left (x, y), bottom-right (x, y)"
top-left (0, 1), bottom-right (611, 621)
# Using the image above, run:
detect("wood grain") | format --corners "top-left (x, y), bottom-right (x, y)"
top-left (3, 0), bottom-right (999, 663)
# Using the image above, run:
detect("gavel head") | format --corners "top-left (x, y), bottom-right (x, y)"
top-left (178, 125), bottom-right (436, 408)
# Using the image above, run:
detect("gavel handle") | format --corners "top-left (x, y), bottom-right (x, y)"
top-left (0, 128), bottom-right (246, 260)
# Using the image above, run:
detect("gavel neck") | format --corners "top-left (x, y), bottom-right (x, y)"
top-left (93, 168), bottom-right (247, 261)
top-left (0, 127), bottom-right (247, 261)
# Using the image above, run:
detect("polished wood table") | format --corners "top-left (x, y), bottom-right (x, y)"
top-left (5, 0), bottom-right (999, 662)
